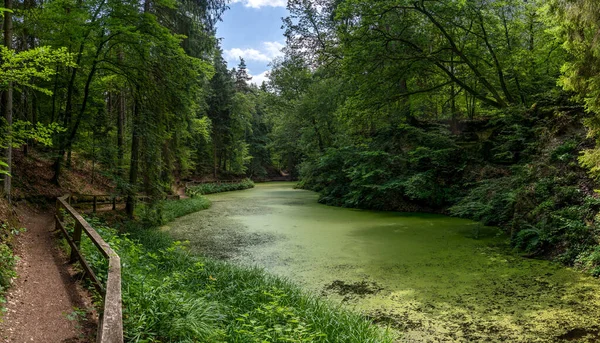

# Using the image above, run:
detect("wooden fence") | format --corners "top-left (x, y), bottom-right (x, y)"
top-left (68, 193), bottom-right (181, 213)
top-left (55, 195), bottom-right (123, 343)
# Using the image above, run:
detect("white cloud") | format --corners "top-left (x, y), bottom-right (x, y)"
top-left (230, 0), bottom-right (286, 8)
top-left (224, 41), bottom-right (284, 64)
top-left (225, 48), bottom-right (271, 62)
top-left (249, 70), bottom-right (270, 86)
top-left (263, 41), bottom-right (285, 59)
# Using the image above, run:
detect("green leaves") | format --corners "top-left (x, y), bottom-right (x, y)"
top-left (9, 121), bottom-right (65, 148)
top-left (0, 46), bottom-right (74, 94)
top-left (0, 161), bottom-right (8, 177)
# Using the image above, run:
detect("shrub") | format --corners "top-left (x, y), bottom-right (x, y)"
top-left (186, 179), bottom-right (255, 197)
top-left (137, 197), bottom-right (212, 227)
top-left (300, 125), bottom-right (465, 210)
top-left (0, 222), bottom-right (23, 296)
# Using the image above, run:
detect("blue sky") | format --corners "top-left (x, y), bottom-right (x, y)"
top-left (216, 0), bottom-right (289, 85)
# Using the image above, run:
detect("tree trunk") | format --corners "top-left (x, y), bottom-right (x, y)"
top-left (117, 52), bottom-right (125, 177)
top-left (126, 0), bottom-right (150, 217)
top-left (3, 0), bottom-right (13, 202)
top-left (213, 143), bottom-right (217, 178)
top-left (50, 3), bottom-right (107, 184)
top-left (450, 54), bottom-right (458, 133)
top-left (126, 96), bottom-right (140, 218)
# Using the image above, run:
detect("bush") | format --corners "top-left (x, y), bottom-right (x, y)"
top-left (300, 125), bottom-right (465, 210)
top-left (449, 176), bottom-right (518, 226)
top-left (186, 179), bottom-right (255, 197)
top-left (0, 222), bottom-right (23, 297)
top-left (160, 197), bottom-right (211, 224)
top-left (137, 197), bottom-right (212, 227)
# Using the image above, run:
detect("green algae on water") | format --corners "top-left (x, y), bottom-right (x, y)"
top-left (168, 182), bottom-right (600, 343)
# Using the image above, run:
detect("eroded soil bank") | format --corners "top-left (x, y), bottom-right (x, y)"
top-left (165, 182), bottom-right (600, 342)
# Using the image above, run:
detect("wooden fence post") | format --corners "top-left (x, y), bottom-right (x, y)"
top-left (56, 199), bottom-right (63, 222)
top-left (56, 195), bottom-right (124, 342)
top-left (55, 200), bottom-right (62, 231)
top-left (70, 221), bottom-right (82, 263)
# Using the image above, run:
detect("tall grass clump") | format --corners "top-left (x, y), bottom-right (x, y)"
top-left (76, 199), bottom-right (392, 342)
top-left (136, 197), bottom-right (212, 227)
top-left (186, 178), bottom-right (254, 197)
top-left (160, 197), bottom-right (211, 223)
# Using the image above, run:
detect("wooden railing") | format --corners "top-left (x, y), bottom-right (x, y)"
top-left (55, 195), bottom-right (123, 343)
top-left (68, 193), bottom-right (181, 213)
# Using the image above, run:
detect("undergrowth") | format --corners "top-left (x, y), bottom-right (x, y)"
top-left (75, 198), bottom-right (391, 342)
top-left (299, 99), bottom-right (600, 274)
top-left (0, 206), bottom-right (24, 318)
top-left (136, 197), bottom-right (212, 227)
top-left (186, 179), bottom-right (254, 197)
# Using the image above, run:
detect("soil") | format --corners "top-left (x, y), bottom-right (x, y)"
top-left (11, 150), bottom-right (113, 201)
top-left (0, 204), bottom-right (96, 343)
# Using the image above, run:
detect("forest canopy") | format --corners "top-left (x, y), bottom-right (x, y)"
top-left (1, 0), bottom-right (600, 267)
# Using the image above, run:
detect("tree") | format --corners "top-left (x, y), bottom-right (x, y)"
top-left (234, 58), bottom-right (252, 92)
top-left (0, 4), bottom-right (73, 201)
top-left (3, 0), bottom-right (13, 201)
top-left (549, 0), bottom-right (600, 177)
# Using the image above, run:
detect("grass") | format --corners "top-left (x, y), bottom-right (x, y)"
top-left (76, 196), bottom-right (392, 343)
top-left (186, 179), bottom-right (255, 197)
top-left (135, 197), bottom-right (212, 227)
top-left (158, 197), bottom-right (211, 224)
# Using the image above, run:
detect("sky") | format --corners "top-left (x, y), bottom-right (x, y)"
top-left (215, 0), bottom-right (289, 85)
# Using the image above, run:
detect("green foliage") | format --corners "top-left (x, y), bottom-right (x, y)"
top-left (301, 125), bottom-right (465, 210)
top-left (551, 140), bottom-right (578, 162)
top-left (160, 197), bottom-right (212, 224)
top-left (186, 179), bottom-right (255, 197)
top-left (0, 120), bottom-right (64, 176)
top-left (137, 197), bottom-right (212, 227)
top-left (0, 223), bottom-right (24, 300)
top-left (9, 121), bottom-right (65, 148)
top-left (450, 106), bottom-right (600, 267)
top-left (575, 245), bottom-right (600, 277)
top-left (548, 0), bottom-right (600, 181)
top-left (0, 242), bottom-right (17, 292)
top-left (0, 46), bottom-right (74, 94)
top-left (0, 162), bottom-right (8, 177)
top-left (513, 228), bottom-right (542, 254)
top-left (450, 176), bottom-right (518, 226)
top-left (230, 288), bottom-right (327, 342)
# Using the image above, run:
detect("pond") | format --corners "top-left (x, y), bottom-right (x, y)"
top-left (165, 182), bottom-right (600, 342)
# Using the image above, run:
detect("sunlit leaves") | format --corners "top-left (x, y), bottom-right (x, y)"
top-left (0, 46), bottom-right (74, 94)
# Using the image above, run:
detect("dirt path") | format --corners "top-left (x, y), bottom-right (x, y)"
top-left (0, 206), bottom-right (95, 343)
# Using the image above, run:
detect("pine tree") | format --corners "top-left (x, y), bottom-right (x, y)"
top-left (235, 58), bottom-right (252, 92)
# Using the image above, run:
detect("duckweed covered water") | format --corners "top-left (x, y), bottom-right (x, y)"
top-left (166, 182), bottom-right (600, 342)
